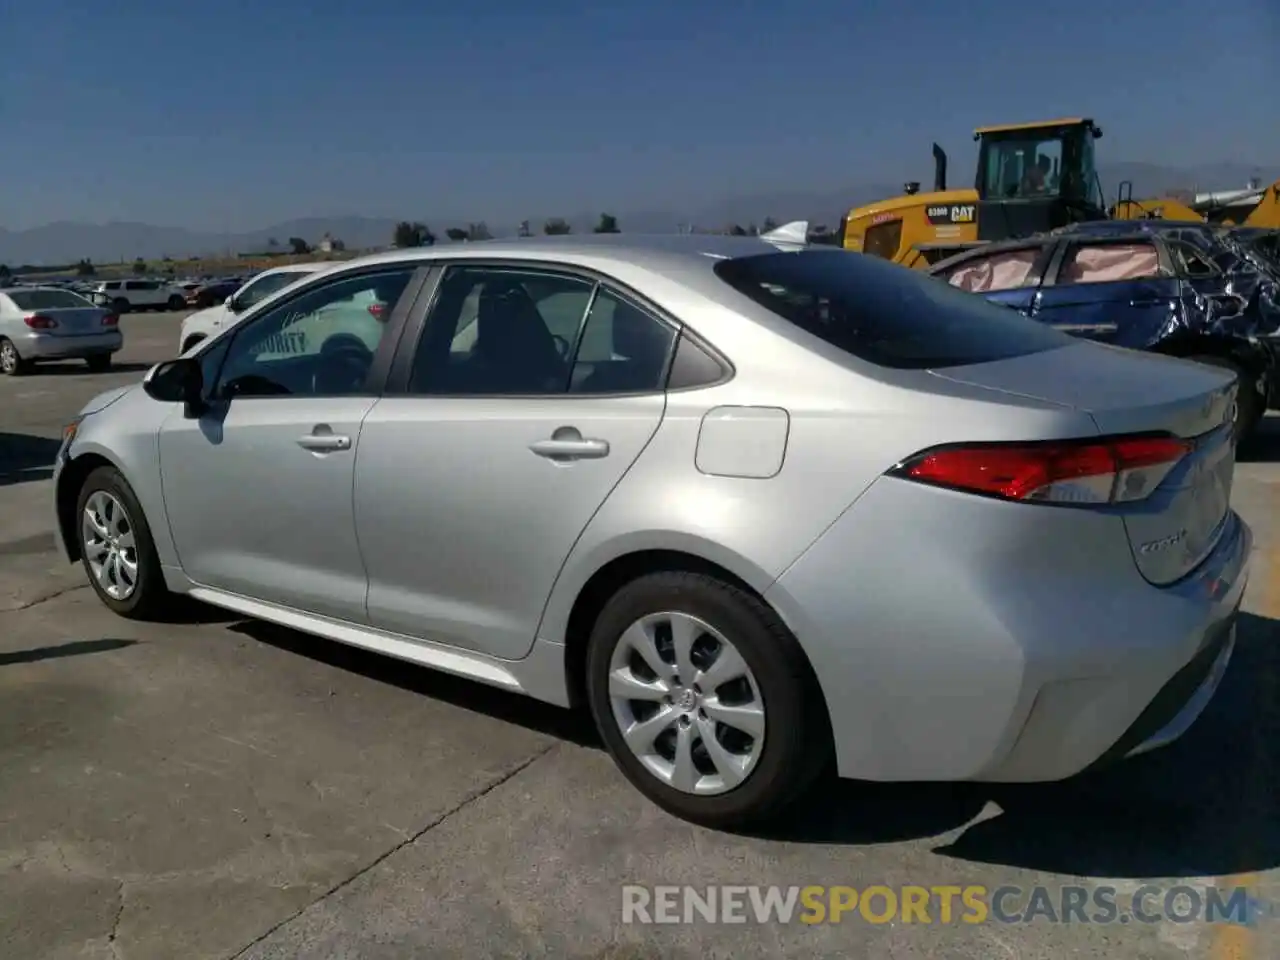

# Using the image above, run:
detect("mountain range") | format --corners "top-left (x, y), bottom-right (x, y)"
top-left (2, 161), bottom-right (1274, 267)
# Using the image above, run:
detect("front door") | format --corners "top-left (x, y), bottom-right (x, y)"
top-left (355, 264), bottom-right (677, 659)
top-left (1031, 238), bottom-right (1180, 347)
top-left (158, 266), bottom-right (419, 620)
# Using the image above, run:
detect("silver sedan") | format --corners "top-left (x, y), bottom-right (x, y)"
top-left (0, 286), bottom-right (122, 375)
top-left (49, 234), bottom-right (1249, 827)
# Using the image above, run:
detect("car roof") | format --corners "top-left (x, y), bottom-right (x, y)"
top-left (262, 262), bottom-right (325, 275)
top-left (306, 234), bottom-right (810, 283)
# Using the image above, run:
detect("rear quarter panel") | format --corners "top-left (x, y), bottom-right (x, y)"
top-left (533, 282), bottom-right (1102, 647)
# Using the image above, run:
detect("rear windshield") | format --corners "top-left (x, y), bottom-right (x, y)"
top-left (713, 250), bottom-right (1072, 370)
top-left (8, 289), bottom-right (93, 310)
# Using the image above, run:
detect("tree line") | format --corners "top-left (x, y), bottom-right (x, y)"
top-left (390, 214), bottom-right (840, 248)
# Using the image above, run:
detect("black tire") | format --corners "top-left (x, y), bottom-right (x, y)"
top-left (585, 571), bottom-right (830, 829)
top-left (167, 294), bottom-right (186, 310)
top-left (0, 338), bottom-right (29, 376)
top-left (75, 466), bottom-right (171, 620)
top-left (1188, 355), bottom-right (1262, 442)
top-left (112, 297), bottom-right (131, 313)
top-left (85, 354), bottom-right (112, 372)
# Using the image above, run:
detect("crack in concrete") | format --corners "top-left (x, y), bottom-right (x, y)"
top-left (0, 583), bottom-right (89, 614)
top-left (107, 879), bottom-right (126, 960)
top-left (225, 743), bottom-right (558, 960)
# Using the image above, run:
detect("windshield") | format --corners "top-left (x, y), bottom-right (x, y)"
top-left (7, 289), bottom-right (94, 310)
top-left (713, 249), bottom-right (1072, 369)
top-left (981, 135), bottom-right (1063, 200)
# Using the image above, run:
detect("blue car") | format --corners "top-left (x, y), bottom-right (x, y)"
top-left (928, 225), bottom-right (1280, 438)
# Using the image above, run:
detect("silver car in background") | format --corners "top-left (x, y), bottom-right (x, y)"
top-left (50, 235), bottom-right (1249, 828)
top-left (0, 286), bottom-right (122, 376)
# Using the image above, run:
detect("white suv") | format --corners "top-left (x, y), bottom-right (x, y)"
top-left (178, 263), bottom-right (326, 353)
top-left (90, 279), bottom-right (187, 313)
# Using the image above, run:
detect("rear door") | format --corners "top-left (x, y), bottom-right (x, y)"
top-left (354, 263), bottom-right (676, 660)
top-left (1031, 237), bottom-right (1180, 346)
top-left (936, 243), bottom-right (1051, 314)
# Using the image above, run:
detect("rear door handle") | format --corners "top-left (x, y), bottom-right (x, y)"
top-left (529, 437), bottom-right (610, 461)
top-left (297, 429), bottom-right (351, 452)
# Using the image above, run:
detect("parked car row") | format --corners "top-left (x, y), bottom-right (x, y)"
top-left (929, 222), bottom-right (1280, 439)
top-left (52, 233), bottom-right (1246, 828)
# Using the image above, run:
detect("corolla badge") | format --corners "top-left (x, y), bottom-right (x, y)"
top-left (1139, 529), bottom-right (1188, 555)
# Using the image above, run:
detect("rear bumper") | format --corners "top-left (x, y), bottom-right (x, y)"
top-left (765, 476), bottom-right (1252, 783)
top-left (16, 330), bottom-right (122, 360)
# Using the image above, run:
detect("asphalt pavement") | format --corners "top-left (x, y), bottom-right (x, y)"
top-left (1, 312), bottom-right (1278, 959)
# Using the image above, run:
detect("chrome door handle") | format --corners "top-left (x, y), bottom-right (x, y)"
top-left (297, 434), bottom-right (351, 452)
top-left (529, 438), bottom-right (610, 461)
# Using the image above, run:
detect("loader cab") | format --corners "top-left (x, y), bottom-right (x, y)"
top-left (974, 119), bottom-right (1108, 241)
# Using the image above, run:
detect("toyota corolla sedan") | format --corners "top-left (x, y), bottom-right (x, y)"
top-left (50, 234), bottom-right (1249, 828)
top-left (0, 286), bottom-right (122, 375)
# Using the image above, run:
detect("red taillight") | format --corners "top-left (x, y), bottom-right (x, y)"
top-left (893, 435), bottom-right (1191, 505)
top-left (101, 313), bottom-right (119, 327)
top-left (368, 302), bottom-right (386, 320)
top-left (23, 314), bottom-right (57, 330)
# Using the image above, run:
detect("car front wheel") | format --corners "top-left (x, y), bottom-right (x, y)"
top-left (585, 571), bottom-right (829, 828)
top-left (76, 466), bottom-right (171, 619)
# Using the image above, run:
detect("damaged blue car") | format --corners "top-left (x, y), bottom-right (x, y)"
top-left (929, 222), bottom-right (1280, 439)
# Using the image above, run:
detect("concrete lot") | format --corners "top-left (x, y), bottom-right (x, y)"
top-left (1, 312), bottom-right (1278, 959)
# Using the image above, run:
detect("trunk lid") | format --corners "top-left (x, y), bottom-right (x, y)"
top-left (30, 307), bottom-right (111, 336)
top-left (931, 342), bottom-right (1238, 586)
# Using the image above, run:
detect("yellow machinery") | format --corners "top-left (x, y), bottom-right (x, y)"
top-left (841, 118), bottom-right (1110, 269)
top-left (1113, 177), bottom-right (1279, 228)
top-left (840, 118), bottom-right (1279, 268)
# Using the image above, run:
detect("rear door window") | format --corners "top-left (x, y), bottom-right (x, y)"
top-left (1055, 242), bottom-right (1164, 285)
top-left (1167, 242), bottom-right (1220, 279)
top-left (8, 289), bottom-right (94, 310)
top-left (713, 249), bottom-right (1071, 370)
top-left (943, 248), bottom-right (1041, 292)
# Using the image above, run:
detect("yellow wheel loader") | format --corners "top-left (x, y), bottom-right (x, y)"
top-left (840, 118), bottom-right (1111, 269)
top-left (840, 118), bottom-right (1278, 269)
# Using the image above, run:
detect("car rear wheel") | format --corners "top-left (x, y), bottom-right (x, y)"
top-left (167, 295), bottom-right (185, 310)
top-left (1188, 355), bottom-right (1262, 442)
top-left (585, 571), bottom-right (829, 828)
top-left (76, 466), bottom-right (171, 619)
top-left (0, 338), bottom-right (29, 376)
top-left (112, 297), bottom-right (130, 313)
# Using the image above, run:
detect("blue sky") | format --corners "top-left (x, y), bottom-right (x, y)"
top-left (3, 0), bottom-right (1276, 231)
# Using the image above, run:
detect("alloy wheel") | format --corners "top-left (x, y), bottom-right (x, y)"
top-left (0, 342), bottom-right (17, 374)
top-left (607, 611), bottom-right (766, 796)
top-left (81, 490), bottom-right (139, 600)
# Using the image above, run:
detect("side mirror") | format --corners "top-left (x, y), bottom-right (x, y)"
top-left (143, 358), bottom-right (205, 417)
top-left (225, 296), bottom-right (242, 313)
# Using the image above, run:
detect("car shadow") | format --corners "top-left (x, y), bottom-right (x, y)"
top-left (0, 638), bottom-right (138, 667)
top-left (229, 620), bottom-right (597, 746)
top-left (761, 610), bottom-right (1280, 878)
top-left (1238, 415), bottom-right (1280, 462)
top-left (0, 432), bottom-right (62, 487)
top-left (230, 610), bottom-right (1280, 878)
